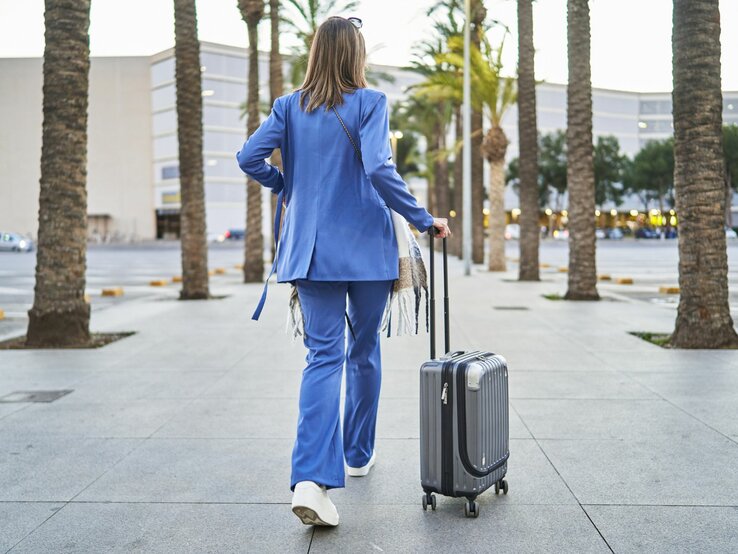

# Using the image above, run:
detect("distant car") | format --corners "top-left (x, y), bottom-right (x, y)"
top-left (726, 227), bottom-right (738, 239)
top-left (0, 232), bottom-right (34, 252)
top-left (606, 227), bottom-right (624, 240)
top-left (552, 229), bottom-right (569, 240)
top-left (595, 228), bottom-right (606, 239)
top-left (664, 227), bottom-right (678, 239)
top-left (635, 227), bottom-right (659, 239)
top-left (504, 223), bottom-right (520, 240)
top-left (224, 228), bottom-right (245, 240)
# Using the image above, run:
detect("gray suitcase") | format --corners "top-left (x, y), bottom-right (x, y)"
top-left (419, 230), bottom-right (510, 517)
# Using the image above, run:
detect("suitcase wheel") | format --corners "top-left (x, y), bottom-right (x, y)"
top-left (464, 500), bottom-right (479, 518)
top-left (422, 493), bottom-right (437, 511)
top-left (495, 479), bottom-right (509, 495)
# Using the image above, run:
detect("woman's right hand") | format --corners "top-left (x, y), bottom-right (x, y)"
top-left (431, 218), bottom-right (451, 238)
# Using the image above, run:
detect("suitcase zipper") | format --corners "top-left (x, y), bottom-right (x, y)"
top-left (439, 351), bottom-right (478, 497)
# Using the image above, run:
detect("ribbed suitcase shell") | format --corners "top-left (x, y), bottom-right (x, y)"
top-left (420, 350), bottom-right (509, 499)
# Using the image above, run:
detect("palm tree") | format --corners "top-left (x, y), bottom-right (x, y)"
top-left (670, 0), bottom-right (738, 348)
top-left (564, 0), bottom-right (599, 300)
top-left (478, 37), bottom-right (516, 272)
top-left (174, 0), bottom-right (210, 300)
top-left (239, 0), bottom-right (265, 283)
top-left (517, 0), bottom-right (540, 281)
top-left (283, 0), bottom-right (359, 87)
top-left (26, 0), bottom-right (92, 347)
top-left (417, 33), bottom-right (515, 272)
top-left (269, 0), bottom-right (283, 261)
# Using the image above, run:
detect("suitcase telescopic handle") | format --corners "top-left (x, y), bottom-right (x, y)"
top-left (428, 226), bottom-right (450, 359)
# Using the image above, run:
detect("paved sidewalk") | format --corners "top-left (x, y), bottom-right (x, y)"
top-left (1, 249), bottom-right (737, 553)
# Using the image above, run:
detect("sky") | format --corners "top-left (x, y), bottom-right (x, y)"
top-left (1, 0), bottom-right (737, 93)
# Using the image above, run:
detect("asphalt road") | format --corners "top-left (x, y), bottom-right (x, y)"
top-left (1, 238), bottom-right (737, 341)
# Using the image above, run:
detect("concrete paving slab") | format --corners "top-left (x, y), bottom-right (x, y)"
top-left (309, 504), bottom-right (609, 553)
top-left (76, 438), bottom-right (294, 503)
top-left (510, 370), bottom-right (658, 399)
top-left (513, 398), bottom-right (709, 439)
top-left (329, 438), bottom-right (576, 507)
top-left (51, 370), bottom-right (226, 402)
top-left (0, 399), bottom-right (187, 439)
top-left (0, 437), bottom-right (142, 501)
top-left (624, 369), bottom-right (738, 401)
top-left (539, 434), bottom-right (738, 505)
top-left (201, 368), bottom-right (303, 398)
top-left (585, 505), bottom-right (738, 554)
top-left (0, 502), bottom-right (64, 553)
top-left (154, 398), bottom-right (298, 439)
top-left (9, 502), bottom-right (311, 554)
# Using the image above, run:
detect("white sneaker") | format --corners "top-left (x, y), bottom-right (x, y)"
top-left (346, 450), bottom-right (376, 477)
top-left (291, 481), bottom-right (339, 526)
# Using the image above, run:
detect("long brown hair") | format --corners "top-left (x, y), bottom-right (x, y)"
top-left (299, 16), bottom-right (368, 112)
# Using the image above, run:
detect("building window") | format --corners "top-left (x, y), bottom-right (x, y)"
top-left (161, 165), bottom-right (180, 180)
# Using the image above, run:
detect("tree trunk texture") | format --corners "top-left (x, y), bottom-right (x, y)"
top-left (471, 0), bottom-right (486, 265)
top-left (450, 106), bottom-right (464, 257)
top-left (482, 126), bottom-right (509, 271)
top-left (242, 2), bottom-right (265, 283)
top-left (670, 0), bottom-right (738, 348)
top-left (26, 0), bottom-right (92, 347)
top-left (472, 110), bottom-right (484, 264)
top-left (269, 0), bottom-right (283, 262)
top-left (173, 0), bottom-right (210, 300)
top-left (564, 0), bottom-right (599, 300)
top-left (517, 0), bottom-right (541, 281)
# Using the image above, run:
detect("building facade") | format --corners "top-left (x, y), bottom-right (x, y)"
top-left (1, 41), bottom-right (737, 241)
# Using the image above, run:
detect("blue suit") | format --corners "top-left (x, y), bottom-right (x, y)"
top-left (236, 88), bottom-right (434, 491)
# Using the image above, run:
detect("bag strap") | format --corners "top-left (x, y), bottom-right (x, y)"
top-left (332, 106), bottom-right (362, 162)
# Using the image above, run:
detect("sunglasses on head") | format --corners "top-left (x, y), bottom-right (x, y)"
top-left (347, 16), bottom-right (362, 29)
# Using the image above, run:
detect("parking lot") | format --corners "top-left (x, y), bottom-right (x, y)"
top-left (1, 238), bottom-right (737, 342)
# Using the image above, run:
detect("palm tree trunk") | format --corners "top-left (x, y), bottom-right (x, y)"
top-left (670, 0), bottom-right (738, 348)
top-left (564, 0), bottom-right (599, 300)
top-left (517, 0), bottom-right (541, 281)
top-left (472, 111), bottom-right (484, 264)
top-left (241, 1), bottom-right (265, 283)
top-left (174, 0), bottom-right (210, 300)
top-left (483, 125), bottom-right (509, 271)
top-left (269, 0), bottom-right (283, 262)
top-left (450, 106), bottom-right (464, 257)
top-left (487, 158), bottom-right (506, 271)
top-left (26, 0), bottom-right (92, 347)
top-left (471, 0), bottom-right (486, 265)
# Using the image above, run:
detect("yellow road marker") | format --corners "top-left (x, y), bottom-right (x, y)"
top-left (659, 286), bottom-right (680, 294)
top-left (150, 279), bottom-right (168, 286)
top-left (101, 288), bottom-right (123, 297)
top-left (616, 277), bottom-right (633, 285)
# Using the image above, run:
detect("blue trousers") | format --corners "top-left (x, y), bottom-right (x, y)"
top-left (290, 279), bottom-right (394, 491)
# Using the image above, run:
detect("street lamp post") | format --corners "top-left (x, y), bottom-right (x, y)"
top-left (462, 0), bottom-right (472, 276)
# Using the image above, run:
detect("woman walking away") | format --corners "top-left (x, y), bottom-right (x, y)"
top-left (236, 15), bottom-right (450, 527)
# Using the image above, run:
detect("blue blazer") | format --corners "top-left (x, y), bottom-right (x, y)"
top-left (236, 88), bottom-right (434, 287)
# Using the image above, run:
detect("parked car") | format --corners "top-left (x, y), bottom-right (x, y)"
top-left (605, 227), bottom-right (624, 240)
top-left (0, 232), bottom-right (34, 252)
top-left (726, 227), bottom-right (738, 239)
top-left (595, 228), bottom-right (606, 239)
top-left (224, 228), bottom-right (245, 240)
top-left (635, 227), bottom-right (660, 239)
top-left (664, 227), bottom-right (678, 239)
top-left (552, 229), bottom-right (569, 240)
top-left (504, 223), bottom-right (520, 240)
